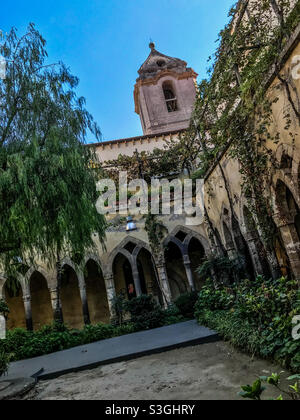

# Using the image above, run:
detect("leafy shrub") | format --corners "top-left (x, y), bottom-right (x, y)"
top-left (111, 291), bottom-right (127, 326)
top-left (195, 279), bottom-right (235, 312)
top-left (197, 255), bottom-right (246, 284)
top-left (0, 322), bottom-right (135, 362)
top-left (0, 292), bottom-right (196, 363)
top-left (0, 348), bottom-right (10, 377)
top-left (124, 295), bottom-right (165, 330)
top-left (174, 291), bottom-right (199, 319)
top-left (240, 373), bottom-right (300, 400)
top-left (195, 276), bottom-right (300, 372)
top-left (163, 304), bottom-right (185, 325)
top-left (0, 299), bottom-right (9, 319)
top-left (0, 290), bottom-right (199, 363)
top-left (239, 378), bottom-right (266, 400)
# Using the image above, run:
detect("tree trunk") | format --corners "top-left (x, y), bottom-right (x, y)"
top-left (55, 252), bottom-right (64, 324)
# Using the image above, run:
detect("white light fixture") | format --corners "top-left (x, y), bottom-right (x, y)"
top-left (126, 216), bottom-right (137, 232)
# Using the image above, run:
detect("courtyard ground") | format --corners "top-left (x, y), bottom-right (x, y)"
top-left (22, 341), bottom-right (290, 400)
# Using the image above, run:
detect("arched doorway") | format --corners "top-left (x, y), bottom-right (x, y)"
top-left (4, 278), bottom-right (26, 330)
top-left (113, 253), bottom-right (136, 300)
top-left (164, 241), bottom-right (189, 299)
top-left (188, 238), bottom-right (206, 291)
top-left (231, 216), bottom-right (256, 281)
top-left (30, 271), bottom-right (53, 330)
top-left (85, 260), bottom-right (110, 324)
top-left (285, 184), bottom-right (300, 238)
top-left (274, 234), bottom-right (291, 278)
top-left (275, 179), bottom-right (300, 278)
top-left (60, 265), bottom-right (84, 329)
top-left (243, 206), bottom-right (272, 279)
top-left (137, 248), bottom-right (162, 304)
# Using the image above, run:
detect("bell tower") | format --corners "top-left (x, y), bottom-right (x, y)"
top-left (134, 43), bottom-right (198, 135)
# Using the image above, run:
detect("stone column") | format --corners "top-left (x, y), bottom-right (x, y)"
top-left (131, 260), bottom-right (142, 297)
top-left (0, 315), bottom-right (5, 339)
top-left (278, 223), bottom-right (300, 279)
top-left (245, 236), bottom-right (264, 276)
top-left (265, 248), bottom-right (283, 280)
top-left (49, 287), bottom-right (63, 324)
top-left (78, 282), bottom-right (91, 326)
top-left (0, 289), bottom-right (6, 339)
top-left (183, 255), bottom-right (195, 291)
top-left (153, 256), bottom-right (172, 308)
top-left (23, 294), bottom-right (33, 331)
top-left (226, 247), bottom-right (237, 260)
top-left (226, 247), bottom-right (239, 283)
top-left (104, 273), bottom-right (117, 321)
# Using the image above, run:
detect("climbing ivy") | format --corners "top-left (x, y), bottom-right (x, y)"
top-left (144, 214), bottom-right (168, 259)
top-left (103, 126), bottom-right (203, 184)
top-left (191, 0), bottom-right (300, 267)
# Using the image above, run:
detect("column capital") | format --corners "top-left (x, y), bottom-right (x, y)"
top-left (103, 273), bottom-right (114, 281)
top-left (79, 284), bottom-right (87, 292)
top-left (273, 212), bottom-right (294, 228)
top-left (244, 232), bottom-right (257, 242)
top-left (153, 255), bottom-right (166, 268)
top-left (183, 256), bottom-right (191, 266)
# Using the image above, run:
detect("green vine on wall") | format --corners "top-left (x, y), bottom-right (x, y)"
top-left (144, 214), bottom-right (168, 259)
top-left (191, 0), bottom-right (300, 272)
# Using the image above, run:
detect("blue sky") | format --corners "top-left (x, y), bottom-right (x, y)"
top-left (1, 0), bottom-right (234, 141)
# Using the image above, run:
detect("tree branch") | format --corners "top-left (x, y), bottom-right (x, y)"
top-left (270, 0), bottom-right (284, 27)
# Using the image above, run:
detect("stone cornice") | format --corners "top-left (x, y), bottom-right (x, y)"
top-left (87, 128), bottom-right (186, 150)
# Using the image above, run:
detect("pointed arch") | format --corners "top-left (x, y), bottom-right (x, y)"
top-left (81, 253), bottom-right (103, 272)
top-left (84, 258), bottom-right (110, 324)
top-left (3, 276), bottom-right (26, 330)
top-left (136, 247), bottom-right (161, 300)
top-left (24, 266), bottom-right (52, 289)
top-left (113, 252), bottom-right (136, 299)
top-left (164, 240), bottom-right (189, 299)
top-left (106, 236), bottom-right (151, 276)
top-left (60, 263), bottom-right (84, 329)
top-left (222, 221), bottom-right (235, 250)
top-left (29, 270), bottom-right (53, 330)
top-left (164, 226), bottom-right (210, 256)
top-left (162, 80), bottom-right (178, 112)
top-left (272, 178), bottom-right (300, 278)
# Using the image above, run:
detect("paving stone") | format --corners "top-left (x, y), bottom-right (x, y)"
top-left (5, 320), bottom-right (219, 381)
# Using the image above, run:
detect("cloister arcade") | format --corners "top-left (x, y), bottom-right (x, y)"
top-left (1, 142), bottom-right (300, 336)
top-left (0, 227), bottom-right (210, 334)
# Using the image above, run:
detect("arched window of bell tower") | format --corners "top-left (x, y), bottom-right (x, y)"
top-left (162, 81), bottom-right (178, 113)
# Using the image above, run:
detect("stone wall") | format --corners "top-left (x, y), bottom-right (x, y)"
top-left (202, 36), bottom-right (300, 280)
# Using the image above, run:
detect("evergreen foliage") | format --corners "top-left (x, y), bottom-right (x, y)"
top-left (195, 276), bottom-right (300, 372)
top-left (0, 24), bottom-right (106, 274)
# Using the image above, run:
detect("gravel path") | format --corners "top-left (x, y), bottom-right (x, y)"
top-left (23, 341), bottom-right (290, 400)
